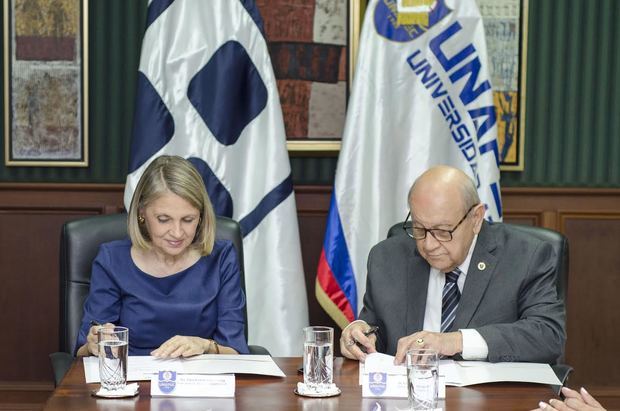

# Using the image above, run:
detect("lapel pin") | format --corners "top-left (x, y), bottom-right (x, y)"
top-left (477, 261), bottom-right (486, 271)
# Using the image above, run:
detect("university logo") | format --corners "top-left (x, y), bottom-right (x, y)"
top-left (368, 372), bottom-right (387, 395)
top-left (374, 0), bottom-right (452, 42)
top-left (158, 370), bottom-right (177, 394)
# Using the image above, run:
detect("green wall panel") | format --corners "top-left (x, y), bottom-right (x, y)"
top-left (0, 0), bottom-right (618, 187)
top-left (502, 0), bottom-right (620, 187)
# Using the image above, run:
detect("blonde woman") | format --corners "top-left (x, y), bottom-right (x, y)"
top-left (76, 155), bottom-right (248, 357)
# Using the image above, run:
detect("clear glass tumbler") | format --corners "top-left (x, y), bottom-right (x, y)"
top-left (406, 349), bottom-right (438, 410)
top-left (303, 326), bottom-right (334, 391)
top-left (98, 326), bottom-right (129, 391)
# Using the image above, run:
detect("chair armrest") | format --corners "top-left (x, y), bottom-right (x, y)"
top-left (248, 345), bottom-right (271, 356)
top-left (49, 352), bottom-right (74, 387)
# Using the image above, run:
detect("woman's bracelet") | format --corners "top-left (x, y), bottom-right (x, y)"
top-left (207, 339), bottom-right (220, 354)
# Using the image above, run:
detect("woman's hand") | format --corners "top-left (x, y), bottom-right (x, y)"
top-left (76, 322), bottom-right (115, 356)
top-left (151, 335), bottom-right (213, 358)
top-left (531, 387), bottom-right (606, 411)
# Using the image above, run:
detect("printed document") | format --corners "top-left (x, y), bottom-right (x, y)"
top-left (84, 354), bottom-right (285, 383)
top-left (361, 352), bottom-right (561, 386)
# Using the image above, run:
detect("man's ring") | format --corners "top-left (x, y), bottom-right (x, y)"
top-left (346, 339), bottom-right (356, 347)
top-left (416, 338), bottom-right (424, 346)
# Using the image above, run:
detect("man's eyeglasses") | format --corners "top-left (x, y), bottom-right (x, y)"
top-left (403, 204), bottom-right (477, 242)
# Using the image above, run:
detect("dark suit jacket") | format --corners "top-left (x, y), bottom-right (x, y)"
top-left (359, 221), bottom-right (566, 363)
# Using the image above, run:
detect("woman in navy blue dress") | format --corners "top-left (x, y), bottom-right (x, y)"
top-left (76, 155), bottom-right (249, 357)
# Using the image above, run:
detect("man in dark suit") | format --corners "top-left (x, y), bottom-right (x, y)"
top-left (340, 165), bottom-right (565, 364)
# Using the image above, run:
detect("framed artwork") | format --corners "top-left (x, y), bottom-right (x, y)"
top-left (257, 0), bottom-right (364, 153)
top-left (477, 0), bottom-right (527, 170)
top-left (3, 0), bottom-right (88, 167)
top-left (271, 0), bottom-right (527, 170)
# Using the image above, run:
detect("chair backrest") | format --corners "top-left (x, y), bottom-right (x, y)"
top-left (58, 213), bottom-right (248, 354)
top-left (386, 221), bottom-right (569, 304)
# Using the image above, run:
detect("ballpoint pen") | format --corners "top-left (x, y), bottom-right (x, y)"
top-left (363, 325), bottom-right (379, 338)
top-left (356, 325), bottom-right (379, 353)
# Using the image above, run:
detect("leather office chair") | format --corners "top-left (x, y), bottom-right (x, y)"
top-left (50, 213), bottom-right (268, 386)
top-left (387, 221), bottom-right (572, 393)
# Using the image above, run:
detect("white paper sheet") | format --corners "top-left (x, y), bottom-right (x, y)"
top-left (359, 353), bottom-right (561, 387)
top-left (84, 354), bottom-right (285, 383)
top-left (447, 361), bottom-right (561, 386)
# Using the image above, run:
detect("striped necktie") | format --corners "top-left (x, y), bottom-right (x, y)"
top-left (441, 268), bottom-right (462, 332)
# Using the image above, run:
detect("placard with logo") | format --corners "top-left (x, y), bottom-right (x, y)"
top-left (151, 371), bottom-right (235, 397)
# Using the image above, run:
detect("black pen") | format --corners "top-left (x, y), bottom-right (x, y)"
top-left (356, 325), bottom-right (379, 353)
top-left (363, 325), bottom-right (379, 338)
top-left (89, 320), bottom-right (101, 328)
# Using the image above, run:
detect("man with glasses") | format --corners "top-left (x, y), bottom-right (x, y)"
top-left (340, 166), bottom-right (565, 365)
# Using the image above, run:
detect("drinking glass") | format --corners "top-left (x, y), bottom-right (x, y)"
top-left (406, 349), bottom-right (438, 410)
top-left (303, 326), bottom-right (333, 391)
top-left (98, 326), bottom-right (129, 391)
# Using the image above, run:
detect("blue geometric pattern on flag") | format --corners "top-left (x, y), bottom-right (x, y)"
top-left (188, 41), bottom-right (267, 146)
top-left (188, 157), bottom-right (234, 218)
top-left (239, 174), bottom-right (293, 238)
top-left (129, 72), bottom-right (175, 173)
top-left (146, 0), bottom-right (175, 29)
top-left (239, 0), bottom-right (265, 37)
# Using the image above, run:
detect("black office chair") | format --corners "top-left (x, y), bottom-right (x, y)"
top-left (50, 213), bottom-right (269, 386)
top-left (387, 220), bottom-right (572, 393)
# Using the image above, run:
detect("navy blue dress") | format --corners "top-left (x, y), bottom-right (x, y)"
top-left (76, 238), bottom-right (249, 355)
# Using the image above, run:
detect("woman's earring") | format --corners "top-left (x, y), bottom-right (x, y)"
top-left (138, 215), bottom-right (145, 224)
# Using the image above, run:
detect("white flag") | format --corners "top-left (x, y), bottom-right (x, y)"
top-left (125, 0), bottom-right (308, 355)
top-left (317, 0), bottom-right (502, 326)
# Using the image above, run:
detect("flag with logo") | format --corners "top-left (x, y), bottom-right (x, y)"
top-left (124, 0), bottom-right (308, 355)
top-left (316, 0), bottom-right (503, 328)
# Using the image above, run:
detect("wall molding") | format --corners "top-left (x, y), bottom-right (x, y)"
top-left (0, 381), bottom-right (53, 391)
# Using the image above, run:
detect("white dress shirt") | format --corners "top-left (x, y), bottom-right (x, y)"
top-left (422, 235), bottom-right (489, 360)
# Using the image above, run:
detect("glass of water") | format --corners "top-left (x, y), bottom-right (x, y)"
top-left (407, 349), bottom-right (438, 410)
top-left (98, 326), bottom-right (129, 391)
top-left (303, 326), bottom-right (333, 391)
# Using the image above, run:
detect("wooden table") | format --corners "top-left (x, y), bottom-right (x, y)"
top-left (44, 357), bottom-right (560, 410)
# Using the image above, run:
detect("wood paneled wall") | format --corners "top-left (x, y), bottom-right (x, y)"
top-left (1, 184), bottom-right (619, 395)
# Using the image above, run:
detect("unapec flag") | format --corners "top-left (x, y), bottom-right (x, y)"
top-left (316, 0), bottom-right (503, 328)
top-left (124, 0), bottom-right (308, 355)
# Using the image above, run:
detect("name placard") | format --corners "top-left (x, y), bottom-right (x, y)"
top-left (360, 364), bottom-right (446, 398)
top-left (150, 371), bottom-right (235, 397)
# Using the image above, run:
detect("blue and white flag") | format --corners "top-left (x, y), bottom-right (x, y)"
top-left (317, 0), bottom-right (502, 327)
top-left (124, 0), bottom-right (308, 355)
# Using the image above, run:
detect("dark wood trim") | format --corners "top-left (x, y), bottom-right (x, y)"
top-left (0, 183), bottom-right (125, 191)
top-left (0, 382), bottom-right (53, 391)
top-left (2, 182), bottom-right (620, 197)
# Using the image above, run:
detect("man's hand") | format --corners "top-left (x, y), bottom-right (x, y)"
top-left (394, 331), bottom-right (462, 364)
top-left (151, 336), bottom-right (211, 358)
top-left (340, 321), bottom-right (377, 361)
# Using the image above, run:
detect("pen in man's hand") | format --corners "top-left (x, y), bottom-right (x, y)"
top-left (89, 320), bottom-right (101, 328)
top-left (363, 325), bottom-right (379, 337)
top-left (356, 325), bottom-right (379, 353)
